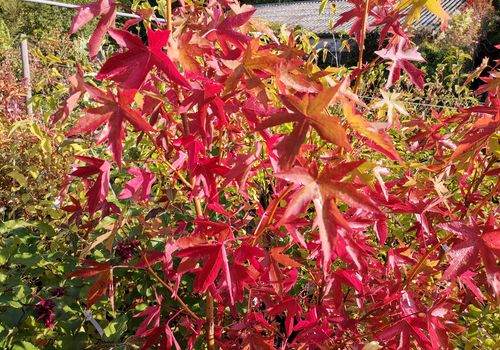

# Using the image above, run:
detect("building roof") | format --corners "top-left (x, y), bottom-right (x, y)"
top-left (254, 0), bottom-right (467, 36)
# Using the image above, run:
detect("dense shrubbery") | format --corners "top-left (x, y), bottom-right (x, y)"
top-left (1, 1), bottom-right (499, 349)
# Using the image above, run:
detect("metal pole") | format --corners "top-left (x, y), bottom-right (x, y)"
top-left (20, 34), bottom-right (33, 116)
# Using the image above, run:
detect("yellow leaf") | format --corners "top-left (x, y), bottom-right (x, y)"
top-left (397, 0), bottom-right (450, 28)
top-left (342, 99), bottom-right (403, 162)
top-left (7, 171), bottom-right (27, 187)
top-left (29, 123), bottom-right (44, 140)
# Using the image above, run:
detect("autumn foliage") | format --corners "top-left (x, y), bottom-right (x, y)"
top-left (46, 0), bottom-right (500, 348)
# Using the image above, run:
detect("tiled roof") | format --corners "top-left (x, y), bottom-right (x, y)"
top-left (254, 0), bottom-right (467, 36)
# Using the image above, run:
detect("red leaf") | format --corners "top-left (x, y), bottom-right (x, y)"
top-left (451, 112), bottom-right (500, 160)
top-left (68, 260), bottom-right (114, 308)
top-left (52, 64), bottom-right (86, 124)
top-left (67, 88), bottom-right (154, 167)
top-left (176, 244), bottom-right (234, 304)
top-left (118, 166), bottom-right (156, 203)
top-left (440, 220), bottom-right (500, 300)
top-left (70, 156), bottom-right (111, 216)
top-left (259, 86), bottom-right (350, 169)
top-left (276, 165), bottom-right (379, 272)
top-left (97, 28), bottom-right (190, 90)
top-left (375, 39), bottom-right (426, 89)
top-left (70, 0), bottom-right (117, 59)
top-left (206, 8), bottom-right (256, 57)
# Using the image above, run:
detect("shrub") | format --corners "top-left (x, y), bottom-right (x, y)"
top-left (1, 1), bottom-right (499, 349)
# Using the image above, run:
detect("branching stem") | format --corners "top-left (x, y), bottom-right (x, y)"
top-left (353, 0), bottom-right (370, 94)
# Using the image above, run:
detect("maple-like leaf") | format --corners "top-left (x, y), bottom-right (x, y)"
top-left (61, 195), bottom-right (84, 226)
top-left (118, 166), bottom-right (156, 203)
top-left (439, 220), bottom-right (500, 300)
top-left (371, 6), bottom-right (407, 47)
top-left (176, 244), bottom-right (234, 304)
top-left (97, 28), bottom-right (190, 90)
top-left (167, 31), bottom-right (209, 74)
top-left (70, 0), bottom-right (117, 59)
top-left (397, 0), bottom-right (450, 30)
top-left (180, 75), bottom-right (228, 139)
top-left (276, 164), bottom-right (380, 272)
top-left (268, 297), bottom-right (302, 337)
top-left (68, 260), bottom-right (114, 308)
top-left (191, 156), bottom-right (229, 201)
top-left (259, 86), bottom-right (350, 169)
top-left (377, 292), bottom-right (432, 349)
top-left (451, 111), bottom-right (500, 160)
top-left (375, 39), bottom-right (426, 89)
top-left (427, 300), bottom-right (464, 350)
top-left (342, 99), bottom-right (403, 162)
top-left (67, 88), bottom-right (155, 167)
top-left (52, 64), bottom-right (86, 124)
top-left (372, 89), bottom-right (409, 128)
top-left (206, 8), bottom-right (256, 57)
top-left (335, 0), bottom-right (371, 45)
top-left (70, 156), bottom-right (111, 216)
top-left (223, 38), bottom-right (281, 94)
top-left (221, 143), bottom-right (262, 196)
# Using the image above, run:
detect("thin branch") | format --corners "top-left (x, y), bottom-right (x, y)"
top-left (353, 0), bottom-right (370, 94)
top-left (402, 233), bottom-right (453, 290)
top-left (139, 247), bottom-right (201, 321)
top-left (143, 130), bottom-right (194, 190)
top-left (166, 0), bottom-right (172, 31)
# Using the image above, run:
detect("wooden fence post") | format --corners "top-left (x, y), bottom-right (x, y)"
top-left (20, 34), bottom-right (33, 116)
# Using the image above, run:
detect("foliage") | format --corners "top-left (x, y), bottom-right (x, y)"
top-left (1, 0), bottom-right (499, 349)
top-left (0, 0), bottom-right (89, 41)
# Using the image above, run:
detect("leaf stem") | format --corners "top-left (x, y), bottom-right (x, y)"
top-left (353, 0), bottom-right (370, 94)
top-left (143, 130), bottom-right (194, 189)
top-left (402, 233), bottom-right (453, 290)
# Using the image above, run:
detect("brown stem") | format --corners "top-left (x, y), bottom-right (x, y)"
top-left (402, 233), bottom-right (453, 290)
top-left (143, 130), bottom-right (193, 189)
top-left (353, 0), bottom-right (370, 94)
top-left (140, 247), bottom-right (200, 321)
top-left (179, 112), bottom-right (215, 350)
top-left (250, 185), bottom-right (292, 246)
top-left (166, 0), bottom-right (172, 32)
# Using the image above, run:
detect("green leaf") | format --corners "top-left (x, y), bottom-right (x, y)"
top-left (12, 341), bottom-right (39, 350)
top-left (36, 222), bottom-right (55, 237)
top-left (0, 307), bottom-right (25, 327)
top-left (102, 314), bottom-right (128, 342)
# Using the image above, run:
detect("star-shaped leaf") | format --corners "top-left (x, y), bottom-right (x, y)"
top-left (375, 39), bottom-right (426, 89)
top-left (70, 0), bottom-right (117, 59)
top-left (372, 89), bottom-right (409, 128)
top-left (259, 86), bottom-right (350, 169)
top-left (343, 98), bottom-right (403, 162)
top-left (70, 156), bottom-right (111, 216)
top-left (118, 166), bottom-right (156, 203)
top-left (97, 28), bottom-right (190, 90)
top-left (439, 219), bottom-right (500, 300)
top-left (276, 163), bottom-right (381, 272)
top-left (67, 88), bottom-right (155, 167)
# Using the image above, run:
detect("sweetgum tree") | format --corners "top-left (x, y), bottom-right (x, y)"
top-left (46, 0), bottom-right (500, 348)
